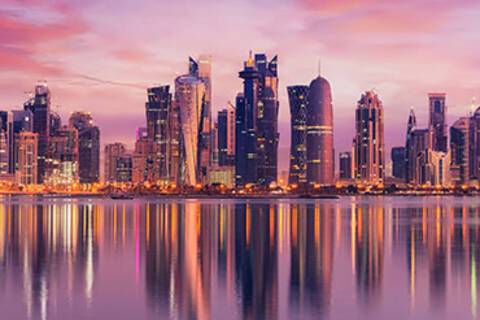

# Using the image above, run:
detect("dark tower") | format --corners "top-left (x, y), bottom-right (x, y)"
top-left (287, 85), bottom-right (309, 185)
top-left (24, 83), bottom-right (50, 183)
top-left (405, 108), bottom-right (417, 183)
top-left (235, 93), bottom-right (247, 186)
top-left (69, 112), bottom-right (100, 183)
top-left (306, 76), bottom-right (334, 186)
top-left (429, 93), bottom-right (447, 152)
top-left (256, 87), bottom-right (279, 185)
top-left (146, 86), bottom-right (171, 179)
top-left (236, 52), bottom-right (260, 186)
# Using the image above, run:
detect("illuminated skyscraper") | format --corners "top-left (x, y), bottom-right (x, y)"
top-left (146, 86), bottom-right (171, 180)
top-left (235, 52), bottom-right (279, 186)
top-left (69, 112), bottom-right (100, 183)
top-left (353, 91), bottom-right (385, 185)
top-left (24, 83), bottom-right (51, 183)
top-left (217, 104), bottom-right (235, 166)
top-left (0, 111), bottom-right (12, 175)
top-left (287, 85), bottom-right (308, 185)
top-left (469, 107), bottom-right (480, 180)
top-left (10, 109), bottom-right (32, 173)
top-left (429, 93), bottom-right (448, 152)
top-left (175, 74), bottom-right (206, 186)
top-left (189, 55), bottom-right (212, 183)
top-left (405, 108), bottom-right (417, 183)
top-left (450, 117), bottom-right (470, 184)
top-left (104, 143), bottom-right (126, 183)
top-left (306, 75), bottom-right (334, 186)
top-left (15, 132), bottom-right (38, 185)
top-left (132, 128), bottom-right (159, 184)
top-left (46, 125), bottom-right (79, 185)
top-left (115, 154), bottom-right (132, 183)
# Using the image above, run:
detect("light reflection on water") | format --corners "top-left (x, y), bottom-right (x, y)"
top-left (0, 196), bottom-right (478, 319)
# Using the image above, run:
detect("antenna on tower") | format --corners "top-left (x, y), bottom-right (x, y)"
top-left (318, 58), bottom-right (321, 77)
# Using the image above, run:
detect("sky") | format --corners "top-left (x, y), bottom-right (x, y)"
top-left (1, 0), bottom-right (480, 171)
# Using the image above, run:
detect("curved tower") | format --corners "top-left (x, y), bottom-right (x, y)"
top-left (287, 85), bottom-right (309, 185)
top-left (306, 76), bottom-right (334, 185)
top-left (174, 75), bottom-right (206, 186)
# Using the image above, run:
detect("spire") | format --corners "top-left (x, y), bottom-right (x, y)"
top-left (246, 50), bottom-right (254, 67)
top-left (318, 58), bottom-right (321, 77)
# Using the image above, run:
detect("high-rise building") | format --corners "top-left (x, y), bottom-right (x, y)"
top-left (189, 55), bottom-right (212, 184)
top-left (339, 152), bottom-right (352, 180)
top-left (132, 128), bottom-right (159, 184)
top-left (104, 143), bottom-right (126, 183)
top-left (353, 91), bottom-right (385, 185)
top-left (0, 111), bottom-right (12, 175)
top-left (256, 86), bottom-right (279, 185)
top-left (469, 106), bottom-right (480, 180)
top-left (410, 128), bottom-right (432, 185)
top-left (175, 74), bottom-right (206, 186)
top-left (235, 52), bottom-right (279, 186)
top-left (450, 117), bottom-right (470, 184)
top-left (69, 112), bottom-right (100, 183)
top-left (405, 108), bottom-right (417, 183)
top-left (306, 75), bottom-right (334, 186)
top-left (46, 125), bottom-right (79, 185)
top-left (287, 85), bottom-right (308, 185)
top-left (429, 93), bottom-right (448, 152)
top-left (146, 86), bottom-right (171, 180)
top-left (24, 83), bottom-right (50, 183)
top-left (115, 154), bottom-right (132, 183)
top-left (10, 110), bottom-right (32, 173)
top-left (15, 132), bottom-right (38, 185)
top-left (217, 104), bottom-right (235, 166)
top-left (391, 147), bottom-right (406, 179)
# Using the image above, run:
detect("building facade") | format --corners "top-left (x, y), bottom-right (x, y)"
top-left (450, 117), bottom-right (470, 184)
top-left (104, 143), bottom-right (126, 183)
top-left (15, 132), bottom-right (38, 185)
top-left (353, 91), bottom-right (385, 185)
top-left (23, 84), bottom-right (51, 183)
top-left (69, 112), bottom-right (100, 183)
top-left (429, 93), bottom-right (448, 152)
top-left (339, 151), bottom-right (352, 180)
top-left (391, 147), bottom-right (406, 179)
top-left (287, 85), bottom-right (308, 185)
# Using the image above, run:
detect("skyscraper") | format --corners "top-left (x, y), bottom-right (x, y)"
top-left (469, 107), bottom-right (480, 180)
top-left (132, 127), bottom-right (159, 184)
top-left (287, 85), bottom-right (308, 185)
top-left (145, 86), bottom-right (171, 180)
top-left (391, 147), bottom-right (406, 179)
top-left (217, 104), bottom-right (235, 166)
top-left (10, 109), bottom-right (32, 174)
top-left (256, 86), bottom-right (279, 185)
top-left (405, 108), bottom-right (417, 183)
top-left (0, 111), bottom-right (12, 175)
top-left (450, 117), bottom-right (470, 184)
top-left (339, 151), bottom-right (352, 180)
top-left (306, 75), bottom-right (334, 186)
top-left (24, 83), bottom-right (51, 183)
top-left (46, 125), bottom-right (79, 185)
top-left (69, 112), bottom-right (100, 183)
top-left (189, 55), bottom-right (212, 184)
top-left (174, 74), bottom-right (206, 186)
top-left (429, 93), bottom-right (448, 152)
top-left (235, 52), bottom-right (279, 186)
top-left (353, 91), bottom-right (385, 185)
top-left (15, 132), bottom-right (38, 185)
top-left (104, 143), bottom-right (126, 183)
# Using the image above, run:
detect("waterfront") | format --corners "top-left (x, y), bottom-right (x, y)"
top-left (0, 196), bottom-right (478, 319)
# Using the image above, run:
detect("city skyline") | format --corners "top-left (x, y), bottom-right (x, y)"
top-left (1, 0), bottom-right (480, 172)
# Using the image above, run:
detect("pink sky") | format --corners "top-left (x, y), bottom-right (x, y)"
top-left (1, 0), bottom-right (479, 171)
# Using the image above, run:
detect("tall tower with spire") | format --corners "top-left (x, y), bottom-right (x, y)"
top-left (405, 108), bottom-right (417, 183)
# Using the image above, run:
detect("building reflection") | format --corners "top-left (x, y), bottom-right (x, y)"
top-left (289, 203), bottom-right (334, 318)
top-left (0, 197), bottom-right (479, 319)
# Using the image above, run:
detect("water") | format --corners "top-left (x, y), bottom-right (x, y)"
top-left (0, 195), bottom-right (478, 320)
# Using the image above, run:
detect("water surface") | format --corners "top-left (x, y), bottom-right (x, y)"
top-left (0, 196), bottom-right (478, 320)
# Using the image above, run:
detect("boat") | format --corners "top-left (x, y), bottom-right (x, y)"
top-left (110, 192), bottom-right (134, 200)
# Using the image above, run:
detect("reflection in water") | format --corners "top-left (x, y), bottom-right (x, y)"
top-left (0, 197), bottom-right (479, 319)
